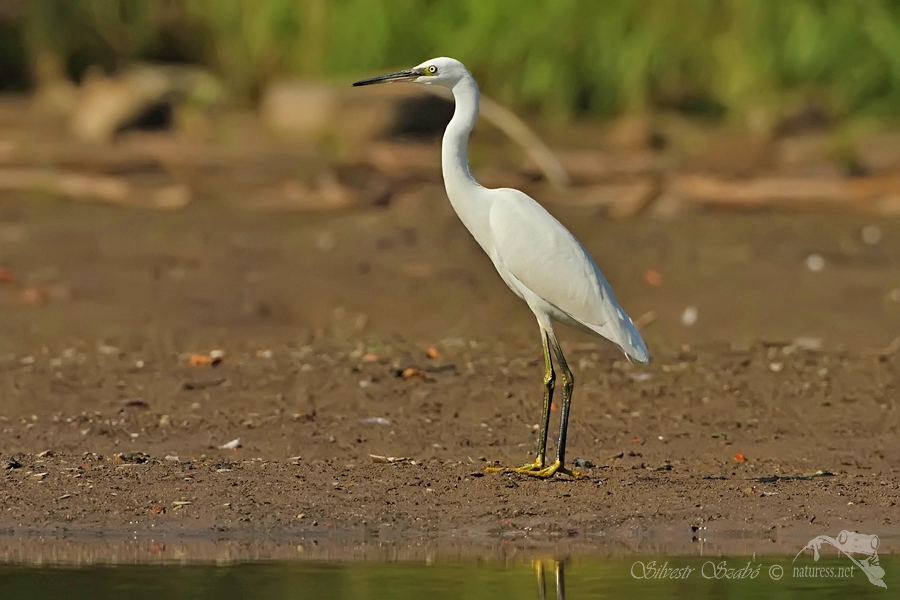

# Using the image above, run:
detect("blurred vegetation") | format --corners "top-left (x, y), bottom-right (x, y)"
top-left (5, 0), bottom-right (900, 123)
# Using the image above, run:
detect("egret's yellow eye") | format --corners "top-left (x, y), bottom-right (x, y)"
top-left (426, 65), bottom-right (438, 75)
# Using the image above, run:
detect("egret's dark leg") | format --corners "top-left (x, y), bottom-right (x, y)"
top-left (536, 332), bottom-right (555, 466)
top-left (485, 329), bottom-right (579, 479)
top-left (485, 330), bottom-right (559, 475)
top-left (530, 332), bottom-right (581, 478)
top-left (550, 332), bottom-right (574, 467)
top-left (511, 331), bottom-right (554, 473)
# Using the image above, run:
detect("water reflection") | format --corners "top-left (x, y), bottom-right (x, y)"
top-left (0, 554), bottom-right (895, 599)
top-left (534, 559), bottom-right (567, 600)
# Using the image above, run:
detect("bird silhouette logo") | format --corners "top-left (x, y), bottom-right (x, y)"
top-left (793, 530), bottom-right (886, 588)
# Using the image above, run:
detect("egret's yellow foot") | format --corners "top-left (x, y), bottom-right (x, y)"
top-left (483, 457), bottom-right (543, 474)
top-left (531, 460), bottom-right (583, 479)
top-left (484, 462), bottom-right (541, 474)
top-left (484, 459), bottom-right (582, 478)
top-left (513, 459), bottom-right (545, 474)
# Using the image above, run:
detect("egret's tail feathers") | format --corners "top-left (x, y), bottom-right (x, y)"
top-left (586, 307), bottom-right (649, 364)
top-left (620, 325), bottom-right (650, 364)
top-left (618, 307), bottom-right (650, 364)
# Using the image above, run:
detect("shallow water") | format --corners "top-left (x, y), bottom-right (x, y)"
top-left (0, 555), bottom-right (894, 599)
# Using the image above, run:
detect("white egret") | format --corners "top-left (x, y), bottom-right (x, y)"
top-left (354, 57), bottom-right (648, 478)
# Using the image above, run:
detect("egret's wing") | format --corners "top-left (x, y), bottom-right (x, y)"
top-left (489, 190), bottom-right (649, 363)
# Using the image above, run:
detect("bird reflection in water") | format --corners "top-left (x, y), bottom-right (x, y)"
top-left (534, 558), bottom-right (568, 600)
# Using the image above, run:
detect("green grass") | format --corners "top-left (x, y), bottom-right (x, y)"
top-left (13, 0), bottom-right (900, 123)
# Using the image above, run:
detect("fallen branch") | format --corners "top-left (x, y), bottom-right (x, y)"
top-left (549, 178), bottom-right (659, 217)
top-left (655, 173), bottom-right (900, 216)
top-left (0, 167), bottom-right (190, 209)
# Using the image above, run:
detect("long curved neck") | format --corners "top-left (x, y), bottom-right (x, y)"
top-left (441, 73), bottom-right (493, 250)
top-left (442, 75), bottom-right (480, 192)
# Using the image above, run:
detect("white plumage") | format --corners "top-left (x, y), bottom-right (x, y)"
top-left (354, 57), bottom-right (648, 478)
top-left (487, 189), bottom-right (649, 363)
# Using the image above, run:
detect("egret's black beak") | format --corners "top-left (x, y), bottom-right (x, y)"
top-left (352, 69), bottom-right (419, 86)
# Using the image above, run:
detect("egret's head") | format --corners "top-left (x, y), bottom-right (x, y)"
top-left (352, 57), bottom-right (469, 89)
